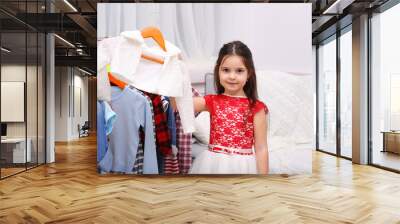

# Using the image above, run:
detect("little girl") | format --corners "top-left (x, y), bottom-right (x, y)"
top-left (190, 41), bottom-right (269, 174)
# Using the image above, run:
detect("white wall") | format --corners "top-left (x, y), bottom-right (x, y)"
top-left (55, 66), bottom-right (69, 141)
top-left (72, 72), bottom-right (89, 139)
top-left (1, 65), bottom-right (31, 138)
top-left (55, 67), bottom-right (89, 141)
top-left (312, 45), bottom-right (317, 146)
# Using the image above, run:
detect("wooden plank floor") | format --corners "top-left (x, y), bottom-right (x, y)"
top-left (0, 167), bottom-right (26, 178)
top-left (0, 135), bottom-right (400, 224)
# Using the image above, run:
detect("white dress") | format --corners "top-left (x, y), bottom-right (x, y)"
top-left (190, 146), bottom-right (258, 174)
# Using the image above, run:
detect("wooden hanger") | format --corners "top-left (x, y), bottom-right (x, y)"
top-left (107, 64), bottom-right (126, 89)
top-left (140, 26), bottom-right (166, 64)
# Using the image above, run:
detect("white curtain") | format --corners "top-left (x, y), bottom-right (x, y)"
top-left (97, 3), bottom-right (312, 75)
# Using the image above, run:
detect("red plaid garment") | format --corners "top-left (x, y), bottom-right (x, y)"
top-left (176, 88), bottom-right (201, 174)
top-left (143, 92), bottom-right (172, 156)
top-left (164, 153), bottom-right (180, 174)
top-left (175, 113), bottom-right (191, 174)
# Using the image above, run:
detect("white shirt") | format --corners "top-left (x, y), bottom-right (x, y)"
top-left (97, 30), bottom-right (195, 133)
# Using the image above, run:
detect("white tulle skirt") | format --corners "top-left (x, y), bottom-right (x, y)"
top-left (189, 149), bottom-right (257, 174)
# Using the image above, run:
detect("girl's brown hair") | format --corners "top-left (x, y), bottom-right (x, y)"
top-left (214, 41), bottom-right (258, 107)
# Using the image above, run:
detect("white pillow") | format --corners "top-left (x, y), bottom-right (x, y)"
top-left (193, 111), bottom-right (210, 144)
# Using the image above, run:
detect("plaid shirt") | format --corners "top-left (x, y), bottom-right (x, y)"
top-left (164, 153), bottom-right (180, 174)
top-left (143, 92), bottom-right (172, 156)
top-left (176, 88), bottom-right (201, 174)
top-left (132, 127), bottom-right (145, 174)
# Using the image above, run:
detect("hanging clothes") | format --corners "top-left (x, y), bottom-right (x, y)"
top-left (176, 88), bottom-right (201, 174)
top-left (162, 97), bottom-right (180, 174)
top-left (97, 101), bottom-right (107, 163)
top-left (175, 112), bottom-right (191, 174)
top-left (164, 97), bottom-right (177, 147)
top-left (141, 92), bottom-right (172, 156)
top-left (97, 100), bottom-right (117, 164)
top-left (132, 88), bottom-right (155, 174)
top-left (103, 102), bottom-right (117, 135)
top-left (132, 127), bottom-right (145, 174)
top-left (164, 155), bottom-right (180, 174)
top-left (135, 90), bottom-right (173, 174)
top-left (98, 86), bottom-right (158, 174)
top-left (97, 30), bottom-right (195, 134)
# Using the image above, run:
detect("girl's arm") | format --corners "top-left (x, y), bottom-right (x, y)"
top-left (254, 110), bottom-right (269, 174)
top-left (193, 96), bottom-right (207, 113)
top-left (170, 97), bottom-right (208, 114)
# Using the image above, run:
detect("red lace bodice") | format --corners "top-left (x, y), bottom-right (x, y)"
top-left (204, 94), bottom-right (268, 149)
